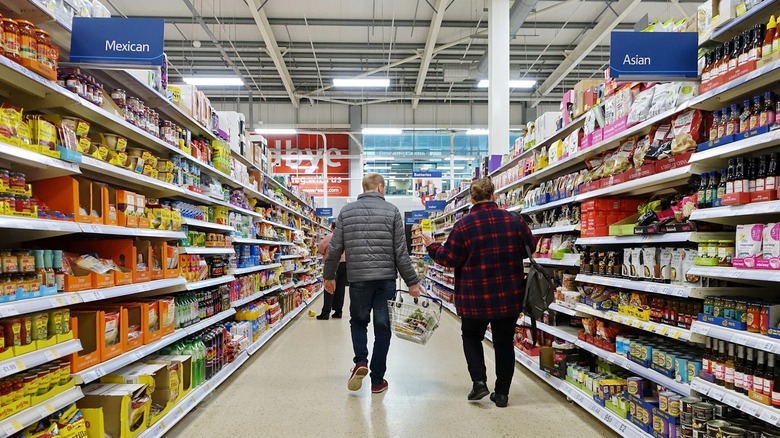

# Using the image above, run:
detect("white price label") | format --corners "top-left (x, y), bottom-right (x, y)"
top-left (38, 406), bottom-right (51, 417)
top-left (723, 394), bottom-right (741, 408)
top-left (1, 361), bottom-right (19, 375)
top-left (694, 324), bottom-right (710, 336)
top-left (732, 334), bottom-right (749, 345)
top-left (45, 222), bottom-right (61, 231)
top-left (710, 389), bottom-right (725, 401)
top-left (621, 359), bottom-right (633, 371)
top-left (82, 224), bottom-right (101, 233)
top-left (744, 404), bottom-right (761, 417)
top-left (617, 423), bottom-right (627, 433)
top-left (732, 270), bottom-right (744, 278)
top-left (661, 286), bottom-right (671, 295)
top-left (690, 380), bottom-right (709, 395)
top-left (640, 322), bottom-right (650, 331)
top-left (2, 424), bottom-right (17, 435)
top-left (762, 341), bottom-right (776, 353)
top-left (672, 288), bottom-right (686, 297)
top-left (590, 405), bottom-right (602, 415)
top-left (763, 411), bottom-right (780, 425)
top-left (49, 297), bottom-right (65, 308)
top-left (0, 305), bottom-right (19, 317)
top-left (43, 350), bottom-right (56, 361)
top-left (139, 283), bottom-right (151, 292)
top-left (647, 285), bottom-right (658, 293)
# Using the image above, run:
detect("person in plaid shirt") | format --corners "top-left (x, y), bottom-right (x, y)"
top-left (422, 177), bottom-right (533, 408)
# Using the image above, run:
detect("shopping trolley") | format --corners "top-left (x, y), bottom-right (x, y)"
top-left (388, 290), bottom-right (443, 345)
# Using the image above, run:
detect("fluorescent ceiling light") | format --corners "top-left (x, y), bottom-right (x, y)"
top-left (183, 77), bottom-right (244, 86)
top-left (255, 128), bottom-right (297, 135)
top-left (477, 79), bottom-right (536, 89)
top-left (364, 165), bottom-right (391, 170)
top-left (334, 78), bottom-right (390, 88)
top-left (466, 129), bottom-right (489, 135)
top-left (362, 128), bottom-right (403, 135)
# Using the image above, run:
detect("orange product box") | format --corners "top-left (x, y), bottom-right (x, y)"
top-left (77, 307), bottom-right (126, 362)
top-left (585, 199), bottom-right (621, 212)
top-left (115, 189), bottom-right (139, 228)
top-left (725, 61), bottom-right (756, 84)
top-left (91, 271), bottom-right (115, 289)
top-left (69, 311), bottom-right (103, 372)
top-left (75, 239), bottom-right (152, 283)
top-left (601, 172), bottom-right (628, 187)
top-left (31, 176), bottom-right (93, 223)
top-left (120, 300), bottom-right (162, 344)
top-left (97, 184), bottom-right (118, 226)
top-left (64, 267), bottom-right (94, 292)
top-left (150, 241), bottom-right (181, 279)
top-left (136, 194), bottom-right (150, 229)
top-left (751, 190), bottom-right (777, 203)
top-left (122, 305), bottom-right (144, 352)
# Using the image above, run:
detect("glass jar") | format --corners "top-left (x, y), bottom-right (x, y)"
top-left (33, 28), bottom-right (51, 71)
top-left (9, 171), bottom-right (25, 192)
top-left (111, 89), bottom-right (127, 106)
top-left (0, 274), bottom-right (13, 296)
top-left (706, 240), bottom-right (719, 259)
top-left (127, 96), bottom-right (140, 112)
top-left (2, 18), bottom-right (20, 62)
top-left (14, 250), bottom-right (34, 273)
top-left (14, 195), bottom-right (31, 215)
top-left (747, 302), bottom-right (761, 333)
top-left (718, 240), bottom-right (734, 266)
top-left (713, 297), bottom-right (724, 318)
top-left (0, 168), bottom-right (9, 192)
top-left (64, 75), bottom-right (79, 95)
top-left (698, 241), bottom-right (709, 258)
top-left (16, 20), bottom-right (36, 66)
top-left (0, 249), bottom-right (17, 274)
top-left (735, 300), bottom-right (747, 324)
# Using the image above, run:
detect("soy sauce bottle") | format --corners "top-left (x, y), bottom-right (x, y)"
top-left (767, 153), bottom-right (779, 191)
top-left (706, 171), bottom-right (719, 208)
top-left (726, 159), bottom-right (736, 194)
top-left (735, 157), bottom-right (748, 193)
top-left (698, 173), bottom-right (710, 209)
top-left (757, 155), bottom-right (768, 192)
top-left (716, 168), bottom-right (727, 206)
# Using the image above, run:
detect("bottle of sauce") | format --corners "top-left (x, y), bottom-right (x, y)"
top-left (750, 95), bottom-right (763, 130)
top-left (703, 337), bottom-right (713, 373)
top-left (749, 157), bottom-right (758, 192)
top-left (718, 43), bottom-right (729, 78)
top-left (755, 350), bottom-right (767, 394)
top-left (761, 91), bottom-right (776, 128)
top-left (751, 24), bottom-right (765, 61)
top-left (710, 109), bottom-right (721, 140)
top-left (764, 15), bottom-right (777, 60)
top-left (767, 153), bottom-right (779, 191)
top-left (702, 52), bottom-right (712, 82)
top-left (717, 167), bottom-right (727, 205)
top-left (718, 106), bottom-right (730, 139)
top-left (707, 171), bottom-right (719, 207)
top-left (33, 250), bottom-right (45, 286)
top-left (757, 155), bottom-right (768, 192)
top-left (740, 99), bottom-right (753, 133)
top-left (15, 20), bottom-right (36, 68)
top-left (739, 30), bottom-right (750, 66)
top-left (725, 342), bottom-right (736, 390)
top-left (735, 157), bottom-right (748, 193)
top-left (698, 173), bottom-right (709, 209)
top-left (726, 103), bottom-right (740, 136)
top-left (52, 250), bottom-right (64, 293)
top-left (746, 348), bottom-right (756, 394)
top-left (736, 345), bottom-right (746, 393)
top-left (765, 353), bottom-right (776, 396)
top-left (726, 158), bottom-right (736, 194)
top-left (729, 37), bottom-right (741, 73)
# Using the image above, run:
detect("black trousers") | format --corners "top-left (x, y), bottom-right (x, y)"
top-left (461, 315), bottom-right (518, 395)
top-left (321, 262), bottom-right (347, 314)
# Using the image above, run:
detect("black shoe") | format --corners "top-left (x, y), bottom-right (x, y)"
top-left (468, 381), bottom-right (490, 401)
top-left (316, 314), bottom-right (329, 320)
top-left (490, 392), bottom-right (508, 408)
top-left (332, 312), bottom-right (342, 319)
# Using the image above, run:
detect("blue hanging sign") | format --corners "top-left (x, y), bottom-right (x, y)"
top-left (70, 18), bottom-right (165, 66)
top-left (609, 32), bottom-right (698, 80)
top-left (316, 208), bottom-right (333, 217)
top-left (413, 171), bottom-right (443, 178)
top-left (405, 217), bottom-right (418, 225)
top-left (411, 211), bottom-right (429, 220)
top-left (425, 200), bottom-right (447, 211)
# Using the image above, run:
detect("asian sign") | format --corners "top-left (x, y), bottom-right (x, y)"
top-left (267, 134), bottom-right (350, 196)
top-left (609, 32), bottom-right (698, 80)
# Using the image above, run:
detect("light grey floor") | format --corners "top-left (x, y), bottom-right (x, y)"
top-left (169, 293), bottom-right (617, 438)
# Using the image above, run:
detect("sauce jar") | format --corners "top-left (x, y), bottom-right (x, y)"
top-left (15, 20), bottom-right (36, 67)
top-left (698, 241), bottom-right (709, 258)
top-left (0, 168), bottom-right (9, 192)
top-left (9, 171), bottom-right (25, 192)
top-left (706, 240), bottom-right (718, 259)
top-left (718, 240), bottom-right (734, 266)
top-left (14, 195), bottom-right (32, 215)
top-left (14, 250), bottom-right (33, 273)
top-left (111, 88), bottom-right (126, 106)
top-left (761, 304), bottom-right (770, 335)
top-left (34, 29), bottom-right (52, 71)
top-left (0, 274), bottom-right (13, 296)
top-left (2, 18), bottom-right (20, 62)
top-left (1, 249), bottom-right (17, 274)
top-left (747, 302), bottom-right (761, 333)
top-left (0, 194), bottom-right (12, 214)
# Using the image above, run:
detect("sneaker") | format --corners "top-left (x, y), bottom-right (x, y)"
top-left (347, 363), bottom-right (369, 391)
top-left (371, 379), bottom-right (389, 394)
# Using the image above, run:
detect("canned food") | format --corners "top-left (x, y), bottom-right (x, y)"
top-left (707, 420), bottom-right (731, 437)
top-left (669, 395), bottom-right (682, 417)
top-left (719, 426), bottom-right (746, 437)
top-left (693, 402), bottom-right (715, 420)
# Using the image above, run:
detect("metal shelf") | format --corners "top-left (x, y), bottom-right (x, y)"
top-left (232, 263), bottom-right (282, 276)
top-left (575, 166), bottom-right (698, 202)
top-left (0, 387), bottom-right (84, 437)
top-left (73, 308), bottom-right (236, 384)
top-left (232, 237), bottom-right (294, 246)
top-left (0, 339), bottom-right (82, 379)
top-left (279, 254), bottom-right (303, 260)
top-left (430, 202), bottom-right (471, 222)
top-left (426, 274), bottom-right (454, 290)
top-left (179, 247), bottom-right (235, 255)
top-left (0, 141), bottom-right (80, 181)
top-left (521, 196), bottom-right (578, 214)
top-left (687, 266), bottom-right (780, 283)
top-left (260, 219), bottom-right (299, 231)
top-left (574, 274), bottom-right (736, 299)
top-left (549, 302), bottom-right (580, 316)
top-left (690, 321), bottom-right (780, 353)
top-left (575, 304), bottom-right (700, 343)
top-left (689, 129), bottom-right (780, 167)
top-left (185, 276), bottom-right (236, 291)
top-left (181, 218), bottom-right (235, 233)
top-left (523, 257), bottom-right (580, 267)
top-left (78, 223), bottom-right (186, 239)
top-left (576, 232), bottom-right (733, 246)
top-left (690, 198), bottom-right (780, 225)
top-left (231, 284), bottom-right (282, 307)
top-left (531, 224), bottom-right (580, 236)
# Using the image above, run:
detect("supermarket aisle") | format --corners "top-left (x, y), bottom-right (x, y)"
top-left (171, 294), bottom-right (616, 438)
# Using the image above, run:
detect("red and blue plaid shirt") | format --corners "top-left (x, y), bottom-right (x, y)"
top-left (427, 201), bottom-right (534, 319)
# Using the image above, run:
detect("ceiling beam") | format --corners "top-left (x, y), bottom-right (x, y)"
top-left (245, 0), bottom-right (299, 107)
top-left (412, 0), bottom-right (448, 109)
top-left (531, 0), bottom-right (641, 107)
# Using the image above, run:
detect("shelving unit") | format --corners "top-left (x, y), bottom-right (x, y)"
top-left (232, 263), bottom-right (283, 276)
top-left (0, 387), bottom-right (84, 436)
top-left (0, 339), bottom-right (82, 378)
top-left (179, 247), bottom-right (235, 255)
top-left (531, 224), bottom-right (580, 235)
top-left (184, 276), bottom-right (236, 291)
top-left (574, 274), bottom-right (736, 299)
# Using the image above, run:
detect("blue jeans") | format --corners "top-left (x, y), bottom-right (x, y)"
top-left (349, 279), bottom-right (397, 385)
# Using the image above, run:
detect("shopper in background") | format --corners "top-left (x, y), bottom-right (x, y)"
top-left (317, 221), bottom-right (347, 320)
top-left (324, 173), bottom-right (423, 394)
top-left (422, 177), bottom-right (533, 408)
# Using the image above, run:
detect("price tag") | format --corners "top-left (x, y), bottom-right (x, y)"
top-left (45, 222), bottom-right (61, 231)
top-left (673, 288), bottom-right (686, 297)
top-left (710, 389), bottom-right (726, 401)
top-left (694, 324), bottom-right (710, 336)
top-left (744, 404), bottom-right (761, 417)
top-left (672, 331), bottom-right (682, 340)
top-left (691, 379), bottom-right (710, 395)
top-left (659, 326), bottom-right (669, 336)
top-left (139, 283), bottom-right (151, 292)
top-left (590, 405), bottom-right (602, 415)
top-left (647, 324), bottom-right (656, 332)
top-left (632, 320), bottom-right (642, 328)
top-left (2, 423), bottom-right (18, 436)
top-left (618, 423), bottom-right (627, 433)
top-left (43, 350), bottom-right (56, 361)
top-left (762, 341), bottom-right (776, 353)
top-left (603, 412), bottom-right (613, 425)
top-left (732, 334), bottom-right (749, 345)
top-left (0, 305), bottom-right (19, 317)
top-left (1, 361), bottom-right (20, 375)
top-left (732, 270), bottom-right (744, 278)
top-left (49, 297), bottom-right (66, 308)
top-left (661, 286), bottom-right (671, 295)
top-left (621, 359), bottom-right (633, 371)
top-left (647, 284), bottom-right (657, 293)
top-left (639, 322), bottom-right (650, 331)
top-left (133, 351), bottom-right (144, 361)
top-left (81, 224), bottom-right (101, 233)
top-left (763, 410), bottom-right (780, 425)
top-left (38, 405), bottom-right (51, 417)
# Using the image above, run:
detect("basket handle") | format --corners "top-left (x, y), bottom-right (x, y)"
top-left (394, 289), bottom-right (444, 312)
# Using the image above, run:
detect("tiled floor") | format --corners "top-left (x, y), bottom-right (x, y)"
top-left (170, 294), bottom-right (617, 437)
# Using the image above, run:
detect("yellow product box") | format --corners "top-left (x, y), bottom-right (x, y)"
top-left (618, 305), bottom-right (651, 322)
top-left (79, 383), bottom-right (150, 438)
top-left (101, 363), bottom-right (179, 426)
top-left (170, 210), bottom-right (182, 231)
top-left (145, 355), bottom-right (193, 402)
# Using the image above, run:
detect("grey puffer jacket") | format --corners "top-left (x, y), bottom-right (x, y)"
top-left (324, 192), bottom-right (419, 286)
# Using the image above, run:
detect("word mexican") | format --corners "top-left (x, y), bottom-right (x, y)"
top-left (105, 40), bottom-right (151, 52)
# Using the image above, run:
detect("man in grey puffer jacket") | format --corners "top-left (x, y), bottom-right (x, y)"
top-left (324, 173), bottom-right (423, 394)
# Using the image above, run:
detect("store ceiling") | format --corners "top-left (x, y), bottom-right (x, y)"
top-left (104, 0), bottom-right (699, 107)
